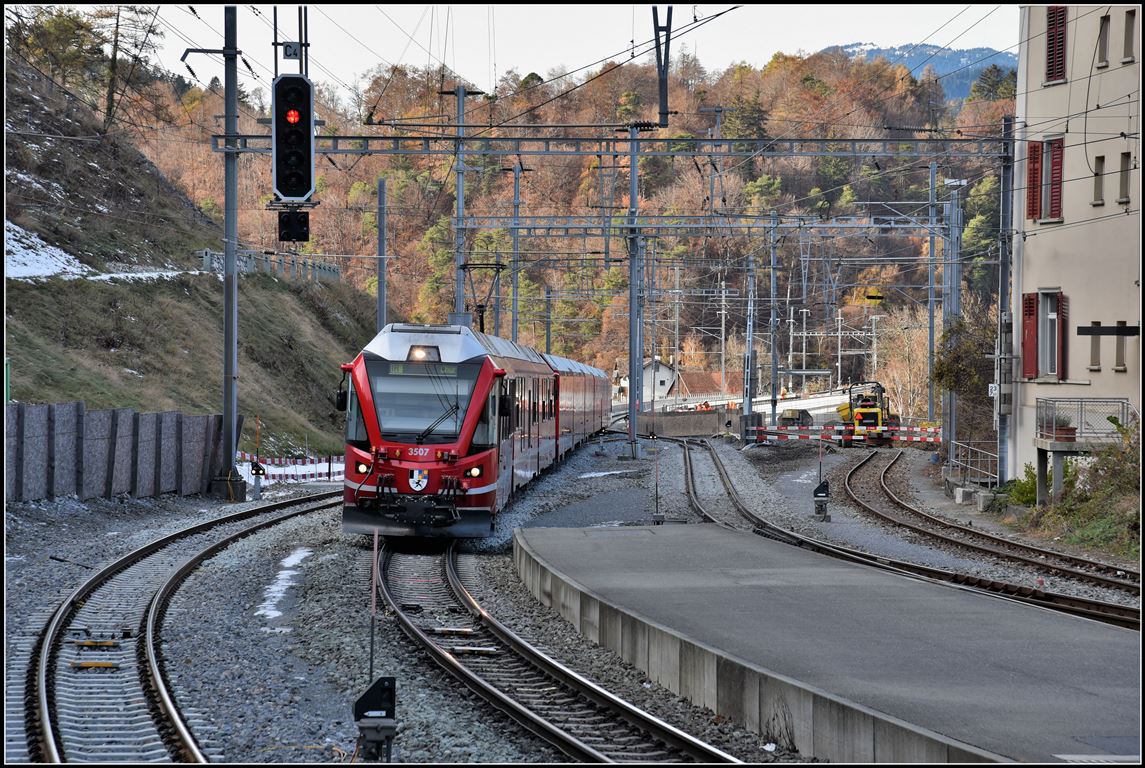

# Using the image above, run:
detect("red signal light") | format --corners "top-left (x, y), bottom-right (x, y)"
top-left (286, 108), bottom-right (301, 124)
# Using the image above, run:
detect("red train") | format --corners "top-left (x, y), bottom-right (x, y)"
top-left (336, 323), bottom-right (610, 537)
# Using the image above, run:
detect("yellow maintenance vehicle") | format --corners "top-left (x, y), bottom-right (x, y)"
top-left (834, 381), bottom-right (900, 446)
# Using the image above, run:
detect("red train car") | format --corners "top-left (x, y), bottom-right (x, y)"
top-left (336, 323), bottom-right (609, 537)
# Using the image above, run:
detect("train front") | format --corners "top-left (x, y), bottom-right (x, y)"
top-left (339, 325), bottom-right (502, 538)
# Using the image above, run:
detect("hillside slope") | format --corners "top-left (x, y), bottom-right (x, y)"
top-left (5, 61), bottom-right (374, 456)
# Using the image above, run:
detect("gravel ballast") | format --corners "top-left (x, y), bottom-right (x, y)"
top-left (6, 431), bottom-right (1135, 763)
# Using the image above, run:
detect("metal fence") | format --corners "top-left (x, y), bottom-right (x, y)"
top-left (202, 249), bottom-right (340, 283)
top-left (949, 440), bottom-right (999, 487)
top-left (1035, 398), bottom-right (1137, 441)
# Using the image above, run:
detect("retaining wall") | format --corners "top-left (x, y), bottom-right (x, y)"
top-left (5, 401), bottom-right (240, 502)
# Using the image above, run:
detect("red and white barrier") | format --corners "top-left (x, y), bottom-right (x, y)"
top-left (234, 451), bottom-right (345, 484)
top-left (752, 425), bottom-right (942, 444)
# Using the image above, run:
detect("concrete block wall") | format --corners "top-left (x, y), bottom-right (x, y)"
top-left (158, 411), bottom-right (179, 494)
top-left (180, 414), bottom-right (209, 496)
top-left (134, 412), bottom-right (158, 498)
top-left (19, 404), bottom-right (50, 500)
top-left (514, 532), bottom-right (1003, 763)
top-left (50, 401), bottom-right (83, 498)
top-left (82, 408), bottom-right (112, 499)
top-left (635, 408), bottom-right (741, 437)
top-left (109, 409), bottom-right (135, 497)
top-left (6, 402), bottom-right (235, 503)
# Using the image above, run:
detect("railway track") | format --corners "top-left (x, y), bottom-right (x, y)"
top-left (379, 543), bottom-right (739, 763)
top-left (846, 450), bottom-right (1140, 595)
top-left (678, 438), bottom-right (723, 524)
top-left (678, 438), bottom-right (1139, 630)
top-left (27, 491), bottom-right (341, 763)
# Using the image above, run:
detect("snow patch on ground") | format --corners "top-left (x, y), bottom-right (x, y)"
top-left (4, 220), bottom-right (91, 278)
top-left (6, 220), bottom-right (211, 282)
top-left (255, 547), bottom-right (313, 620)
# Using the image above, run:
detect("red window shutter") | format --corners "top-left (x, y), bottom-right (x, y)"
top-left (1026, 142), bottom-right (1043, 219)
top-left (1047, 6), bottom-right (1068, 81)
top-left (1048, 138), bottom-right (1064, 218)
top-left (1057, 293), bottom-right (1068, 380)
top-left (1022, 293), bottom-right (1039, 378)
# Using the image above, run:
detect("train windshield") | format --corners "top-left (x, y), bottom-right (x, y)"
top-left (366, 360), bottom-right (482, 444)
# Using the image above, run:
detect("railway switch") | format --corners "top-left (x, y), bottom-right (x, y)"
top-left (355, 676), bottom-right (397, 762)
top-left (813, 480), bottom-right (831, 521)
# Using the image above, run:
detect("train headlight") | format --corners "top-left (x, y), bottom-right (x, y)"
top-left (356, 462), bottom-right (369, 474)
top-left (467, 466), bottom-right (482, 478)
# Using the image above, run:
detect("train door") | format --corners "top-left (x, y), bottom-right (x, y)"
top-left (530, 377), bottom-right (539, 479)
top-left (497, 379), bottom-right (513, 505)
top-left (514, 378), bottom-right (526, 492)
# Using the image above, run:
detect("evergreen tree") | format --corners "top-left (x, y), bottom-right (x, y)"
top-left (968, 64), bottom-right (1017, 102)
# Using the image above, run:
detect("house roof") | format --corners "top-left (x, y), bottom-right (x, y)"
top-left (672, 371), bottom-right (743, 395)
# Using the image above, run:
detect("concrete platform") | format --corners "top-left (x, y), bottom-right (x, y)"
top-left (513, 525), bottom-right (1140, 763)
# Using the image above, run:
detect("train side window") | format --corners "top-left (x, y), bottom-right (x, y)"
top-left (472, 391), bottom-right (495, 450)
top-left (513, 379), bottom-right (520, 431)
top-left (346, 380), bottom-right (370, 449)
top-left (498, 382), bottom-right (511, 438)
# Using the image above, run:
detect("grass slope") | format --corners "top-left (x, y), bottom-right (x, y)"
top-left (6, 273), bottom-right (376, 456)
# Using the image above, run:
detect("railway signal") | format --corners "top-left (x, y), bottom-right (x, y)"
top-left (272, 73), bottom-right (315, 202)
top-left (278, 210), bottom-right (310, 242)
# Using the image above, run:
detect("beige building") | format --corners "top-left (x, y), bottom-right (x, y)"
top-left (1008, 5), bottom-right (1141, 498)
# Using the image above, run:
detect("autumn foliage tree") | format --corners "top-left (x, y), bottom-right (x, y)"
top-left (23, 5), bottom-right (1015, 390)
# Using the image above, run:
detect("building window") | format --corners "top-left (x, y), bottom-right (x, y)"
top-left (1089, 322), bottom-right (1102, 370)
top-left (1125, 9), bottom-right (1137, 62)
top-left (1098, 15), bottom-right (1110, 65)
top-left (1118, 152), bottom-right (1132, 203)
top-left (1040, 293), bottom-right (1058, 377)
top-left (1022, 291), bottom-right (1069, 380)
top-left (1093, 155), bottom-right (1105, 204)
top-left (1028, 138), bottom-right (1064, 219)
top-left (1046, 6), bottom-right (1068, 81)
top-left (1115, 321), bottom-right (1128, 371)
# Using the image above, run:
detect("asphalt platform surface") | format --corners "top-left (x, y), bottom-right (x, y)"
top-left (516, 523), bottom-right (1140, 762)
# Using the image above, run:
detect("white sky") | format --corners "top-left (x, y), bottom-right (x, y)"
top-left (150, 4), bottom-right (1022, 100)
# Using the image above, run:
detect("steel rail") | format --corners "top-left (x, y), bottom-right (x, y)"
top-left (444, 544), bottom-right (740, 764)
top-left (144, 499), bottom-right (343, 761)
top-left (875, 450), bottom-right (1139, 592)
top-left (31, 491), bottom-right (341, 763)
top-left (702, 441), bottom-right (1138, 630)
top-left (378, 548), bottom-right (608, 763)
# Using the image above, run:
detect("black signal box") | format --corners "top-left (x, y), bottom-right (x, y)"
top-left (278, 210), bottom-right (310, 242)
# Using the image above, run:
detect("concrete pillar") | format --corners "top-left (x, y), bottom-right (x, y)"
top-left (1051, 452), bottom-right (1065, 503)
top-left (1036, 447), bottom-right (1048, 506)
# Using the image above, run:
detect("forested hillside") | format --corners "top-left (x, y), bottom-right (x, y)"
top-left (6, 6), bottom-right (1018, 439)
top-left (4, 13), bottom-right (377, 455)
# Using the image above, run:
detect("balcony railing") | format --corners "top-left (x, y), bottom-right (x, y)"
top-left (1035, 398), bottom-right (1137, 442)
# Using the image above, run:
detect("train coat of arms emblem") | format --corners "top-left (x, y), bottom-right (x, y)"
top-left (409, 468), bottom-right (429, 492)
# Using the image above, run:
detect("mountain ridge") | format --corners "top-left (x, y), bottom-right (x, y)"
top-left (824, 42), bottom-right (1018, 100)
